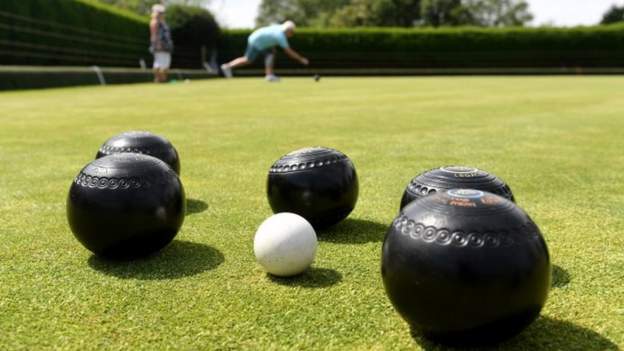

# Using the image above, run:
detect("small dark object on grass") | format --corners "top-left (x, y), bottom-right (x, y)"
top-left (400, 165), bottom-right (514, 209)
top-left (96, 131), bottom-right (181, 174)
top-left (314, 74), bottom-right (321, 82)
top-left (67, 154), bottom-right (185, 259)
top-left (267, 147), bottom-right (358, 229)
top-left (382, 189), bottom-right (550, 346)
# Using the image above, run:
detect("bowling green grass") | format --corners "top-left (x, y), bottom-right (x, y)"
top-left (0, 76), bottom-right (623, 351)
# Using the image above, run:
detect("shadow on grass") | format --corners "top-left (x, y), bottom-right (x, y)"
top-left (267, 267), bottom-right (342, 288)
top-left (552, 264), bottom-right (571, 288)
top-left (412, 317), bottom-right (618, 351)
top-left (186, 198), bottom-right (209, 216)
top-left (318, 218), bottom-right (387, 244)
top-left (88, 240), bottom-right (223, 280)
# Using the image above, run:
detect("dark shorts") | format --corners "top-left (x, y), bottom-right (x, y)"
top-left (245, 45), bottom-right (272, 62)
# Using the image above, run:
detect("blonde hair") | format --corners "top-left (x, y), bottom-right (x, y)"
top-left (152, 4), bottom-right (166, 16)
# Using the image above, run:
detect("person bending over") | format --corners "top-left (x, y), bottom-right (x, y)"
top-left (150, 5), bottom-right (174, 83)
top-left (220, 21), bottom-right (309, 82)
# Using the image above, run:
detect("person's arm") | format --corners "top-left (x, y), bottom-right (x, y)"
top-left (150, 20), bottom-right (160, 50)
top-left (283, 47), bottom-right (309, 66)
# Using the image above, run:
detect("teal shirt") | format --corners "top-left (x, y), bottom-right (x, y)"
top-left (248, 25), bottom-right (289, 50)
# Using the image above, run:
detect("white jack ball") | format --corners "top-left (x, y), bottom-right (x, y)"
top-left (254, 212), bottom-right (318, 277)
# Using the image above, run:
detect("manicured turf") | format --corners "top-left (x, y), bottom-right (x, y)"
top-left (0, 77), bottom-right (622, 350)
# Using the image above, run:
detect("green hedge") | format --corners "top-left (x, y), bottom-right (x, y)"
top-left (166, 4), bottom-right (220, 68)
top-left (219, 26), bottom-right (624, 69)
top-left (0, 0), bottom-right (149, 67)
top-left (3, 2), bottom-right (623, 71)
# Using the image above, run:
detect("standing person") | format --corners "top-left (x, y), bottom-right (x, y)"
top-left (150, 4), bottom-right (174, 83)
top-left (220, 21), bottom-right (309, 82)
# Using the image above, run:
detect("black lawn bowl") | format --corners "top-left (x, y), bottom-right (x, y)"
top-left (67, 153), bottom-right (185, 259)
top-left (400, 166), bottom-right (514, 209)
top-left (267, 147), bottom-right (358, 229)
top-left (382, 189), bottom-right (550, 346)
top-left (96, 131), bottom-right (181, 174)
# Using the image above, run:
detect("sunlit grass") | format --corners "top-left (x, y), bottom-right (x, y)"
top-left (0, 77), bottom-right (622, 350)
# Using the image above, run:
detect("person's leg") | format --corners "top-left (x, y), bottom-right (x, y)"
top-left (160, 53), bottom-right (171, 83)
top-left (264, 48), bottom-right (280, 82)
top-left (226, 56), bottom-right (251, 69)
top-left (221, 56), bottom-right (249, 78)
top-left (153, 52), bottom-right (170, 83)
top-left (221, 45), bottom-right (258, 78)
top-left (153, 53), bottom-right (162, 83)
top-left (264, 48), bottom-right (275, 77)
